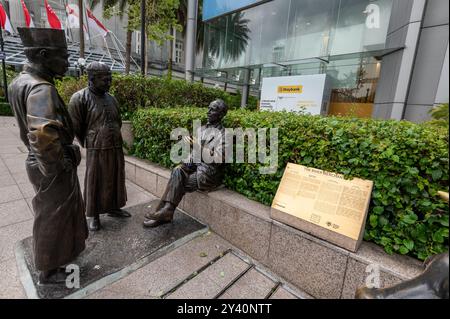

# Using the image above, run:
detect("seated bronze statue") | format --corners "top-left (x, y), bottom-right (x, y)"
top-left (143, 99), bottom-right (228, 228)
top-left (356, 252), bottom-right (449, 299)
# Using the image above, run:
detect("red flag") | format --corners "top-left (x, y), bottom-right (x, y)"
top-left (86, 8), bottom-right (108, 37)
top-left (44, 0), bottom-right (62, 29)
top-left (0, 3), bottom-right (13, 33)
top-left (21, 0), bottom-right (35, 28)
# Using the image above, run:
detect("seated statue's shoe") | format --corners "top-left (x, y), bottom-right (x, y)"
top-left (107, 209), bottom-right (131, 218)
top-left (143, 207), bottom-right (174, 228)
top-left (38, 269), bottom-right (67, 286)
top-left (88, 216), bottom-right (101, 231)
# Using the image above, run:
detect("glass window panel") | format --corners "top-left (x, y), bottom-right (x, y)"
top-left (330, 0), bottom-right (393, 55)
top-left (286, 0), bottom-right (340, 61)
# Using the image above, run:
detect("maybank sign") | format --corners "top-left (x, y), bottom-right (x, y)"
top-left (277, 86), bottom-right (303, 94)
top-left (260, 75), bottom-right (331, 115)
top-left (203, 0), bottom-right (271, 21)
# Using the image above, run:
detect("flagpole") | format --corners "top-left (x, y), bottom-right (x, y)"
top-left (83, 0), bottom-right (93, 48)
top-left (78, 0), bottom-right (84, 59)
top-left (0, 23), bottom-right (8, 102)
top-left (63, 0), bottom-right (75, 43)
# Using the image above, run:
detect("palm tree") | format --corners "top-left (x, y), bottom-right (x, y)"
top-left (207, 12), bottom-right (250, 63)
top-left (90, 0), bottom-right (134, 74)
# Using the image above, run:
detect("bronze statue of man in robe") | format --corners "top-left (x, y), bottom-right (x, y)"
top-left (8, 28), bottom-right (88, 285)
top-left (143, 99), bottom-right (229, 228)
top-left (68, 62), bottom-right (129, 231)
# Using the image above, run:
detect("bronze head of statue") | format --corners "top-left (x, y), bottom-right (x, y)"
top-left (18, 27), bottom-right (69, 79)
top-left (86, 62), bottom-right (112, 95)
top-left (207, 99), bottom-right (228, 125)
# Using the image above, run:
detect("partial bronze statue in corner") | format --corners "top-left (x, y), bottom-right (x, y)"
top-left (143, 99), bottom-right (229, 228)
top-left (356, 252), bottom-right (449, 299)
top-left (8, 28), bottom-right (88, 285)
top-left (68, 62), bottom-right (129, 232)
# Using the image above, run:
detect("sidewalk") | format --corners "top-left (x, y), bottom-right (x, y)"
top-left (0, 116), bottom-right (307, 299)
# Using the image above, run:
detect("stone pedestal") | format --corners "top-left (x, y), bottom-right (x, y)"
top-left (15, 200), bottom-right (207, 299)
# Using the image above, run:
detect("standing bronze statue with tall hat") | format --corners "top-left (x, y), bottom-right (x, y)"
top-left (68, 62), bottom-right (129, 232)
top-left (8, 28), bottom-right (88, 285)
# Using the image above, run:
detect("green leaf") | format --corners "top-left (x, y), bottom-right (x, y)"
top-left (373, 206), bottom-right (384, 214)
top-left (440, 216), bottom-right (449, 227)
top-left (431, 169), bottom-right (443, 181)
top-left (369, 215), bottom-right (378, 228)
top-left (432, 231), bottom-right (444, 243)
top-left (403, 239), bottom-right (414, 251)
top-left (402, 214), bottom-right (418, 225)
top-left (399, 246), bottom-right (410, 255)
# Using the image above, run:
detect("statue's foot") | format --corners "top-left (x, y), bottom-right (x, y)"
top-left (355, 287), bottom-right (382, 299)
top-left (107, 209), bottom-right (131, 218)
top-left (38, 269), bottom-right (67, 286)
top-left (143, 206), bottom-right (175, 228)
top-left (144, 202), bottom-right (174, 220)
top-left (88, 216), bottom-right (101, 231)
top-left (143, 218), bottom-right (173, 228)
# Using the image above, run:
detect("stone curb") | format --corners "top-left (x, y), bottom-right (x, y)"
top-left (119, 154), bottom-right (423, 299)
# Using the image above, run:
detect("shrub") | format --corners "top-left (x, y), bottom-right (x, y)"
top-left (55, 76), bottom-right (88, 104)
top-left (132, 107), bottom-right (449, 261)
top-left (426, 103), bottom-right (449, 129)
top-left (56, 74), bottom-right (257, 119)
top-left (0, 102), bottom-right (13, 116)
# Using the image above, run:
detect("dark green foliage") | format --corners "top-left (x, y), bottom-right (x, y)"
top-left (56, 74), bottom-right (257, 119)
top-left (426, 103), bottom-right (449, 129)
top-left (0, 101), bottom-right (13, 116)
top-left (131, 107), bottom-right (449, 261)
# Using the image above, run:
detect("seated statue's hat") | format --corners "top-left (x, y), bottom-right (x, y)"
top-left (18, 27), bottom-right (67, 49)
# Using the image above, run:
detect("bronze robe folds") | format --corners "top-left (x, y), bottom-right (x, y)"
top-left (8, 65), bottom-right (88, 272)
top-left (68, 88), bottom-right (127, 217)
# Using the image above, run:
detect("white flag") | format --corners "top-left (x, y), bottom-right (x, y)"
top-left (66, 4), bottom-right (89, 40)
top-left (86, 8), bottom-right (108, 38)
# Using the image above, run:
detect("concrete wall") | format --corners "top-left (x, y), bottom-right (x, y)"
top-left (374, 0), bottom-right (449, 122)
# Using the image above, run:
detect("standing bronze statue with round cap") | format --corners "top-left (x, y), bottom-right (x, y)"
top-left (8, 28), bottom-right (88, 285)
top-left (68, 62), bottom-right (129, 231)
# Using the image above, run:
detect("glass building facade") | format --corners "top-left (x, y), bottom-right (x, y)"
top-left (199, 0), bottom-right (396, 117)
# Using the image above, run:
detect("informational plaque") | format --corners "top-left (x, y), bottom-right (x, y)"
top-left (270, 163), bottom-right (373, 252)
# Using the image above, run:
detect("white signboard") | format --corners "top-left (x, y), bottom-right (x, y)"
top-left (260, 74), bottom-right (331, 115)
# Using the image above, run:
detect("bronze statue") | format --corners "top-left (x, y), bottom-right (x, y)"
top-left (8, 28), bottom-right (88, 285)
top-left (68, 62), bottom-right (129, 232)
top-left (143, 99), bottom-right (229, 228)
top-left (356, 252), bottom-right (449, 299)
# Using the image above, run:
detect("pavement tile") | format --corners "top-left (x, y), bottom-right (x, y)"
top-left (219, 268), bottom-right (276, 299)
top-left (167, 253), bottom-right (249, 299)
top-left (11, 172), bottom-right (29, 185)
top-left (91, 233), bottom-right (232, 299)
top-left (0, 258), bottom-right (27, 299)
top-left (0, 199), bottom-right (33, 228)
top-left (17, 183), bottom-right (35, 199)
top-left (269, 286), bottom-right (298, 299)
top-left (0, 185), bottom-right (24, 204)
top-left (0, 219), bottom-right (33, 263)
top-left (0, 173), bottom-right (16, 188)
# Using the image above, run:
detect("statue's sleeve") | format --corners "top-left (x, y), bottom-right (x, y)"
top-left (112, 95), bottom-right (122, 128)
top-left (26, 84), bottom-right (66, 176)
top-left (68, 92), bottom-right (86, 147)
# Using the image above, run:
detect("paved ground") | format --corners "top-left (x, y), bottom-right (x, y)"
top-left (0, 116), bottom-right (307, 299)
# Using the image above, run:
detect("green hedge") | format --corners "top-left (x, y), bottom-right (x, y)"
top-left (0, 102), bottom-right (13, 116)
top-left (56, 74), bottom-right (258, 119)
top-left (132, 107), bottom-right (449, 261)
